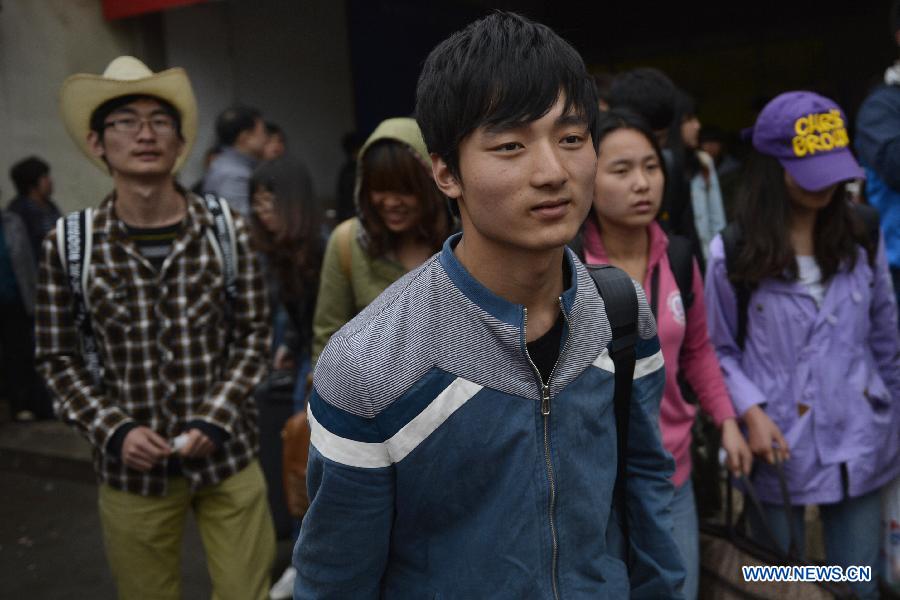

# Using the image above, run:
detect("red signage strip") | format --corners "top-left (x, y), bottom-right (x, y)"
top-left (103, 0), bottom-right (209, 20)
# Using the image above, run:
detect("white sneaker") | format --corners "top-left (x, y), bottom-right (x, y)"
top-left (14, 410), bottom-right (36, 422)
top-left (269, 566), bottom-right (297, 600)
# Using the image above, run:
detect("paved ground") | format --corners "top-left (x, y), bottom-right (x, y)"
top-left (3, 410), bottom-right (897, 598)
top-left (0, 419), bottom-right (292, 599)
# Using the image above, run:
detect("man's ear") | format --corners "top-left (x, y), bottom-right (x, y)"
top-left (87, 131), bottom-right (105, 160)
top-left (431, 153), bottom-right (462, 199)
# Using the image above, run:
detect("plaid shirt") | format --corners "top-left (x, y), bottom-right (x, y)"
top-left (35, 192), bottom-right (270, 496)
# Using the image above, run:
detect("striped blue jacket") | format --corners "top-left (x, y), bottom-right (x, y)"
top-left (294, 234), bottom-right (684, 599)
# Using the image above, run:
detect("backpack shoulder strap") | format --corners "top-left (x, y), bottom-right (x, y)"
top-left (721, 223), bottom-right (750, 350)
top-left (586, 264), bottom-right (638, 546)
top-left (333, 218), bottom-right (355, 281)
top-left (202, 194), bottom-right (238, 304)
top-left (567, 228), bottom-right (585, 261)
top-left (666, 234), bottom-right (695, 311)
top-left (57, 208), bottom-right (102, 386)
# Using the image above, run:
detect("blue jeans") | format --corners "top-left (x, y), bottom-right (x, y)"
top-left (671, 481), bottom-right (699, 600)
top-left (748, 490), bottom-right (882, 599)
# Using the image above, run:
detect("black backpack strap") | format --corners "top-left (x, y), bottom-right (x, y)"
top-left (202, 194), bottom-right (238, 311)
top-left (666, 234), bottom-right (695, 311)
top-left (649, 265), bottom-right (660, 319)
top-left (586, 264), bottom-right (638, 546)
top-left (56, 209), bottom-right (103, 387)
top-left (648, 234), bottom-right (693, 322)
top-left (721, 223), bottom-right (750, 350)
top-left (567, 228), bottom-right (585, 261)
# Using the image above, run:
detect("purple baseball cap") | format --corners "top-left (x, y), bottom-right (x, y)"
top-left (752, 91), bottom-right (864, 191)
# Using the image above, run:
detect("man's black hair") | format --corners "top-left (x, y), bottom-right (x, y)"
top-left (593, 72), bottom-right (615, 107)
top-left (10, 156), bottom-right (50, 195)
top-left (415, 11), bottom-right (599, 180)
top-left (608, 68), bottom-right (677, 133)
top-left (89, 94), bottom-right (183, 140)
top-left (265, 121), bottom-right (283, 136)
top-left (216, 105), bottom-right (262, 147)
top-left (698, 125), bottom-right (727, 144)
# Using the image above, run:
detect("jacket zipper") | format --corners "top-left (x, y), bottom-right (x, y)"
top-left (523, 298), bottom-right (571, 600)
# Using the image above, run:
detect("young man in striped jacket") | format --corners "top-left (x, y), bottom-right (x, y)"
top-left (294, 12), bottom-right (684, 599)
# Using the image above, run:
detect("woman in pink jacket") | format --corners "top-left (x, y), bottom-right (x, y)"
top-left (578, 108), bottom-right (752, 599)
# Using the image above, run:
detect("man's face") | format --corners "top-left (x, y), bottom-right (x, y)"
top-left (262, 131), bottom-right (286, 161)
top-left (242, 118), bottom-right (269, 159)
top-left (87, 98), bottom-right (184, 178)
top-left (433, 95), bottom-right (597, 254)
top-left (37, 174), bottom-right (53, 199)
top-left (700, 140), bottom-right (723, 162)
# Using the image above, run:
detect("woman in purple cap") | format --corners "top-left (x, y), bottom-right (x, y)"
top-left (705, 91), bottom-right (900, 598)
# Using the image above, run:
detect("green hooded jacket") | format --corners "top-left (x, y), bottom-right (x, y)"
top-left (311, 118), bottom-right (433, 363)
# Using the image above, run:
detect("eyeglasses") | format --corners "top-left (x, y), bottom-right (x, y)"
top-left (103, 115), bottom-right (177, 136)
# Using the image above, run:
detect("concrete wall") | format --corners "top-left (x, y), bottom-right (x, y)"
top-left (0, 0), bottom-right (162, 212)
top-left (164, 0), bottom-right (356, 209)
top-left (0, 0), bottom-right (355, 213)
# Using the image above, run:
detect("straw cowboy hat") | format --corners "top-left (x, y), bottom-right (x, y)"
top-left (59, 56), bottom-right (197, 173)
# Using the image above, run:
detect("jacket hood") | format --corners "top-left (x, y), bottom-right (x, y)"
top-left (352, 117), bottom-right (447, 252)
top-left (353, 117), bottom-right (432, 216)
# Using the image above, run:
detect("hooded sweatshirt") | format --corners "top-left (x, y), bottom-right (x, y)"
top-left (311, 118), bottom-right (439, 362)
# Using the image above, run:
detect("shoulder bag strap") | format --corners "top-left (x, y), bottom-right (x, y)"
top-left (336, 218), bottom-right (354, 281)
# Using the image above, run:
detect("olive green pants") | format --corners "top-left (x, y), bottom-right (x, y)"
top-left (98, 461), bottom-right (275, 600)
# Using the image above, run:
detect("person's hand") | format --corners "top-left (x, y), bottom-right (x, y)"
top-left (122, 426), bottom-right (171, 471)
top-left (742, 405), bottom-right (790, 465)
top-left (720, 417), bottom-right (753, 476)
top-left (273, 345), bottom-right (295, 372)
top-left (179, 428), bottom-right (216, 458)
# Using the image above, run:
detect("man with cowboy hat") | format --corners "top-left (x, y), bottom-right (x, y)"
top-left (34, 56), bottom-right (275, 599)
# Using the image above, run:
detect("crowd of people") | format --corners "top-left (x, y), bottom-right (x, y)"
top-left (2, 5), bottom-right (899, 600)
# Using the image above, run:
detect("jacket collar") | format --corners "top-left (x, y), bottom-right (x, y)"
top-left (95, 190), bottom-right (213, 275)
top-left (97, 189), bottom-right (212, 240)
top-left (582, 217), bottom-right (668, 279)
top-left (438, 232), bottom-right (580, 327)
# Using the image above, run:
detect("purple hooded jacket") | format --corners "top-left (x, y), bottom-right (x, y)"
top-left (705, 234), bottom-right (900, 505)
